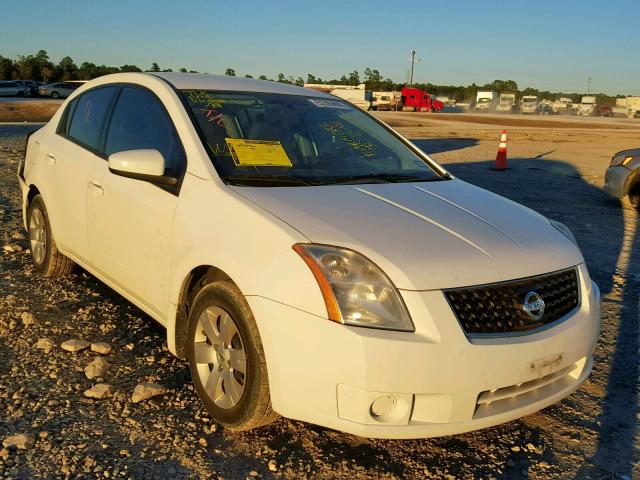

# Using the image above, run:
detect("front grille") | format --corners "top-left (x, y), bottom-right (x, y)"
top-left (445, 267), bottom-right (580, 336)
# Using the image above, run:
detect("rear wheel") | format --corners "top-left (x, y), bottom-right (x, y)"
top-left (28, 195), bottom-right (74, 277)
top-left (187, 281), bottom-right (278, 431)
top-left (51, 92), bottom-right (59, 99)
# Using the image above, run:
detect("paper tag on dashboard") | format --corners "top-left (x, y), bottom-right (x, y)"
top-left (225, 138), bottom-right (292, 167)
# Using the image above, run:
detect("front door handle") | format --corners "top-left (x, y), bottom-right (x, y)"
top-left (88, 181), bottom-right (104, 195)
top-left (45, 153), bottom-right (56, 165)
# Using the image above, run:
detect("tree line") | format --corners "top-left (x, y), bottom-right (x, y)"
top-left (0, 50), bottom-right (623, 105)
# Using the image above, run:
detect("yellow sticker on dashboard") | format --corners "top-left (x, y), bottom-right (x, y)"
top-left (225, 138), bottom-right (292, 167)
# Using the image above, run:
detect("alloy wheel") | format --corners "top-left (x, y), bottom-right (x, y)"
top-left (193, 306), bottom-right (247, 409)
top-left (29, 208), bottom-right (47, 265)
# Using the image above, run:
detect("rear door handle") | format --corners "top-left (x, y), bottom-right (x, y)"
top-left (45, 153), bottom-right (56, 165)
top-left (88, 181), bottom-right (104, 195)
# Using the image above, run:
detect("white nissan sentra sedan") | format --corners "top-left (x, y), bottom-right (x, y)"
top-left (18, 73), bottom-right (600, 438)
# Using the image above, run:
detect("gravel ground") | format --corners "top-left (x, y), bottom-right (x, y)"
top-left (1, 116), bottom-right (639, 479)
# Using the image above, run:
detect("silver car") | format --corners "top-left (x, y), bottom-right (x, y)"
top-left (604, 148), bottom-right (640, 211)
top-left (0, 81), bottom-right (30, 97)
top-left (38, 82), bottom-right (77, 99)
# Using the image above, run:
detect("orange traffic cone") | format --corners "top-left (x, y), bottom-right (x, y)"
top-left (491, 129), bottom-right (510, 171)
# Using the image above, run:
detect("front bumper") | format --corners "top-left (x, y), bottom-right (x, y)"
top-left (249, 264), bottom-right (600, 439)
top-left (604, 166), bottom-right (629, 199)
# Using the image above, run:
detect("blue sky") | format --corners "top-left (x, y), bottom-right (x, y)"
top-left (1, 0), bottom-right (639, 94)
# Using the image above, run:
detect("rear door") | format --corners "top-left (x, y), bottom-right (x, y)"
top-left (46, 86), bottom-right (118, 261)
top-left (87, 85), bottom-right (185, 316)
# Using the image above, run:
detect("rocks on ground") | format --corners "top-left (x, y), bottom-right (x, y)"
top-left (84, 356), bottom-right (111, 379)
top-left (84, 383), bottom-right (115, 399)
top-left (60, 338), bottom-right (90, 352)
top-left (3, 433), bottom-right (35, 450)
top-left (131, 382), bottom-right (168, 403)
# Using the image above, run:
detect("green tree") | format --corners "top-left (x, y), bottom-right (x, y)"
top-left (244, 74), bottom-right (253, 78)
top-left (119, 65), bottom-right (142, 72)
top-left (225, 68), bottom-right (236, 76)
top-left (57, 56), bottom-right (78, 81)
top-left (0, 55), bottom-right (14, 80)
top-left (258, 74), bottom-right (268, 80)
top-left (150, 62), bottom-right (161, 72)
top-left (347, 70), bottom-right (360, 85)
top-left (179, 67), bottom-right (188, 73)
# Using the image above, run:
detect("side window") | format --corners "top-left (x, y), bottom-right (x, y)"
top-left (105, 87), bottom-right (185, 176)
top-left (59, 98), bottom-right (78, 134)
top-left (67, 87), bottom-right (116, 151)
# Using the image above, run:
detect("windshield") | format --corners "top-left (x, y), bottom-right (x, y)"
top-left (181, 90), bottom-right (444, 187)
top-left (477, 98), bottom-right (492, 103)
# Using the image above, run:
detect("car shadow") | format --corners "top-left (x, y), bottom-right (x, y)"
top-left (442, 156), bottom-right (638, 478)
top-left (410, 137), bottom-right (479, 155)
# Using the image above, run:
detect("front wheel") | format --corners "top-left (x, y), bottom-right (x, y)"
top-left (187, 281), bottom-right (278, 431)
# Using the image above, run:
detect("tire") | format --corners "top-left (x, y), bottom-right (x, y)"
top-left (27, 195), bottom-right (74, 277)
top-left (51, 92), bottom-right (59, 99)
top-left (629, 187), bottom-right (640, 212)
top-left (187, 280), bottom-right (278, 431)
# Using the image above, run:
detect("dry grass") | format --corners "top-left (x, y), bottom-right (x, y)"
top-left (0, 102), bottom-right (61, 122)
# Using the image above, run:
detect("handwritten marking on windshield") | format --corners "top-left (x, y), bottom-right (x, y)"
top-left (319, 121), bottom-right (377, 157)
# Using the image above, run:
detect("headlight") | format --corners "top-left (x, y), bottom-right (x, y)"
top-left (549, 219), bottom-right (578, 245)
top-left (293, 244), bottom-right (414, 332)
top-left (610, 154), bottom-right (634, 167)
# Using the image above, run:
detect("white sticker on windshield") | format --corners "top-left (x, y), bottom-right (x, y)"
top-left (308, 98), bottom-right (352, 109)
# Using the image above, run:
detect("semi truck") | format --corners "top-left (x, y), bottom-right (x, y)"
top-left (577, 96), bottom-right (597, 116)
top-left (552, 97), bottom-right (574, 114)
top-left (400, 87), bottom-right (444, 112)
top-left (303, 83), bottom-right (373, 110)
top-left (520, 95), bottom-right (539, 114)
top-left (474, 90), bottom-right (497, 111)
top-left (496, 92), bottom-right (517, 113)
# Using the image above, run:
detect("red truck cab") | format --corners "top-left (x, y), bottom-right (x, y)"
top-left (401, 87), bottom-right (444, 112)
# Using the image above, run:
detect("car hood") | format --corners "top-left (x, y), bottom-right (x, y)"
top-left (230, 179), bottom-right (583, 290)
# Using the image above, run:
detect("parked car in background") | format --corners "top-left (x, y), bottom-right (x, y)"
top-left (598, 106), bottom-right (613, 117)
top-left (38, 82), bottom-right (78, 99)
top-left (0, 81), bottom-right (30, 97)
top-left (604, 148), bottom-right (640, 211)
top-left (19, 72), bottom-right (600, 438)
top-left (15, 80), bottom-right (43, 97)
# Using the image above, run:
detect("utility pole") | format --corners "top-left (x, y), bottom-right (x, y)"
top-left (587, 76), bottom-right (592, 95)
top-left (409, 49), bottom-right (421, 86)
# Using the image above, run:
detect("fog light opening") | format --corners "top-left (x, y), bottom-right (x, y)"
top-left (370, 395), bottom-right (397, 418)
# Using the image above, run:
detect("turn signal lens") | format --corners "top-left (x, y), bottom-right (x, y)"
top-left (293, 244), bottom-right (414, 332)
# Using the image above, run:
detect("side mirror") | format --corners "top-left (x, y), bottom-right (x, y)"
top-left (108, 149), bottom-right (176, 186)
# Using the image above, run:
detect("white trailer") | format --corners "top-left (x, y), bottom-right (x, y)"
top-left (303, 83), bottom-right (373, 110)
top-left (372, 91), bottom-right (401, 111)
top-left (614, 96), bottom-right (640, 117)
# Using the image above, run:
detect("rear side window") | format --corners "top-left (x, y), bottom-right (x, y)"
top-left (67, 87), bottom-right (117, 151)
top-left (105, 87), bottom-right (184, 176)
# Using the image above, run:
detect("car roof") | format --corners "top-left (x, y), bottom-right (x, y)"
top-left (151, 72), bottom-right (332, 98)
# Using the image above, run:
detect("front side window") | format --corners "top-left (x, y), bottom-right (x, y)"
top-left (67, 86), bottom-right (117, 151)
top-left (182, 90), bottom-right (444, 186)
top-left (105, 87), bottom-right (184, 176)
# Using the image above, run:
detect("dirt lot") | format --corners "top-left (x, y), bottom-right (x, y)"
top-left (0, 100), bottom-right (62, 123)
top-left (1, 113), bottom-right (639, 479)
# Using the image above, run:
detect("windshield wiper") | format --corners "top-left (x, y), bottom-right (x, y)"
top-left (224, 174), bottom-right (319, 187)
top-left (326, 173), bottom-right (439, 185)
